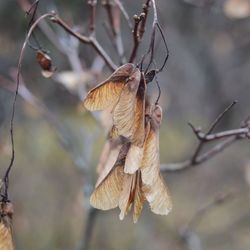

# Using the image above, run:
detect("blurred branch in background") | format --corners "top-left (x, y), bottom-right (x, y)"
top-left (161, 102), bottom-right (250, 172)
top-left (179, 190), bottom-right (238, 250)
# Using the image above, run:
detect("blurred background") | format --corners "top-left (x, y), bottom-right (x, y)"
top-left (0, 0), bottom-right (250, 249)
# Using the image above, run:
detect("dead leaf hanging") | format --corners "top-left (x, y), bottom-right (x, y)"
top-left (112, 72), bottom-right (146, 146)
top-left (36, 50), bottom-right (55, 78)
top-left (83, 63), bottom-right (137, 111)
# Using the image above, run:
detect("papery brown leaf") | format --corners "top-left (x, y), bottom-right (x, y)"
top-left (83, 63), bottom-right (136, 111)
top-left (112, 69), bottom-right (141, 139)
top-left (0, 202), bottom-right (14, 250)
top-left (124, 144), bottom-right (144, 174)
top-left (140, 105), bottom-right (162, 186)
top-left (124, 118), bottom-right (151, 174)
top-left (95, 139), bottom-right (122, 187)
top-left (113, 72), bottom-right (146, 146)
top-left (90, 165), bottom-right (125, 210)
top-left (36, 50), bottom-right (55, 78)
top-left (133, 171), bottom-right (145, 223)
top-left (143, 174), bottom-right (172, 215)
top-left (91, 143), bottom-right (130, 210)
top-left (119, 173), bottom-right (136, 220)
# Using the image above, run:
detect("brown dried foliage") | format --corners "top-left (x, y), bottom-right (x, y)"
top-left (83, 64), bottom-right (172, 222)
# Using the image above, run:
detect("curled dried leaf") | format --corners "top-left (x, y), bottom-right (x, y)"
top-left (36, 50), bottom-right (55, 78)
top-left (83, 63), bottom-right (136, 111)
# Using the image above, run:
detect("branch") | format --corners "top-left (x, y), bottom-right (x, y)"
top-left (161, 102), bottom-right (250, 173)
top-left (79, 207), bottom-right (98, 250)
top-left (102, 0), bottom-right (126, 64)
top-left (129, 0), bottom-right (151, 63)
top-left (88, 0), bottom-right (97, 35)
top-left (50, 14), bottom-right (117, 71)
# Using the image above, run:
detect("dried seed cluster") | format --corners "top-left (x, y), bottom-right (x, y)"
top-left (83, 63), bottom-right (172, 223)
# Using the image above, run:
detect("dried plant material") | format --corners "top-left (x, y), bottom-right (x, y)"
top-left (0, 202), bottom-right (14, 250)
top-left (133, 172), bottom-right (146, 223)
top-left (36, 50), bottom-right (55, 78)
top-left (95, 139), bottom-right (122, 187)
top-left (113, 72), bottom-right (146, 146)
top-left (141, 105), bottom-right (162, 186)
top-left (143, 174), bottom-right (172, 215)
top-left (119, 174), bottom-right (135, 220)
top-left (124, 111), bottom-right (151, 174)
top-left (224, 0), bottom-right (250, 19)
top-left (124, 144), bottom-right (144, 174)
top-left (91, 143), bottom-right (130, 210)
top-left (90, 165), bottom-right (125, 210)
top-left (83, 63), bottom-right (136, 111)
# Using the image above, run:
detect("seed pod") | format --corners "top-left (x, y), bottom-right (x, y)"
top-left (36, 50), bottom-right (55, 78)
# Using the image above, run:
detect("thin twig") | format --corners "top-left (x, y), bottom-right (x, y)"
top-left (191, 101), bottom-right (237, 164)
top-left (113, 0), bottom-right (132, 29)
top-left (161, 113), bottom-right (250, 173)
top-left (88, 0), bottom-right (97, 35)
top-left (102, 1), bottom-right (126, 64)
top-left (50, 14), bottom-right (117, 71)
top-left (0, 13), bottom-right (55, 202)
top-left (129, 0), bottom-right (151, 63)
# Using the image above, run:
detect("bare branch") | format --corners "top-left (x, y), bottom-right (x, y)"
top-left (88, 0), bottom-right (97, 35)
top-left (102, 0), bottom-right (126, 64)
top-left (161, 104), bottom-right (250, 173)
top-left (129, 0), bottom-right (151, 63)
top-left (50, 14), bottom-right (117, 71)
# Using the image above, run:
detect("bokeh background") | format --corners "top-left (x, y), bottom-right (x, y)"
top-left (0, 0), bottom-right (250, 249)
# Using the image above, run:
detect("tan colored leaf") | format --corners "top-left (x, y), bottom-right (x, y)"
top-left (90, 165), bottom-right (124, 210)
top-left (124, 118), bottom-right (151, 174)
top-left (133, 171), bottom-right (145, 223)
top-left (143, 174), bottom-right (172, 215)
top-left (124, 144), bottom-right (144, 174)
top-left (119, 173), bottom-right (136, 220)
top-left (83, 63), bottom-right (136, 111)
top-left (141, 105), bottom-right (163, 186)
top-left (113, 69), bottom-right (141, 140)
top-left (131, 75), bottom-right (147, 146)
top-left (95, 139), bottom-right (122, 187)
top-left (0, 202), bottom-right (14, 250)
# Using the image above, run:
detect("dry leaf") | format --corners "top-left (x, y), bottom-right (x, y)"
top-left (90, 143), bottom-right (130, 210)
top-left (140, 105), bottom-right (163, 186)
top-left (0, 202), bottom-right (14, 250)
top-left (90, 165), bottom-right (125, 210)
top-left (143, 174), bottom-right (172, 215)
top-left (113, 72), bottom-right (146, 146)
top-left (83, 63), bottom-right (137, 111)
top-left (95, 139), bottom-right (122, 187)
top-left (36, 50), bottom-right (55, 78)
top-left (119, 173), bottom-right (135, 220)
top-left (133, 171), bottom-right (146, 223)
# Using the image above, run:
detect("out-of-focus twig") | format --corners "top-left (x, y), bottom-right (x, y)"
top-left (161, 102), bottom-right (250, 173)
top-left (102, 0), bottom-right (126, 64)
top-left (50, 14), bottom-right (117, 71)
top-left (129, 0), bottom-right (151, 63)
top-left (113, 0), bottom-right (132, 29)
top-left (88, 0), bottom-right (97, 35)
top-left (79, 207), bottom-right (98, 250)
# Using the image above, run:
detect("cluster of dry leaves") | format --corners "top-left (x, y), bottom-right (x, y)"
top-left (83, 63), bottom-right (172, 223)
